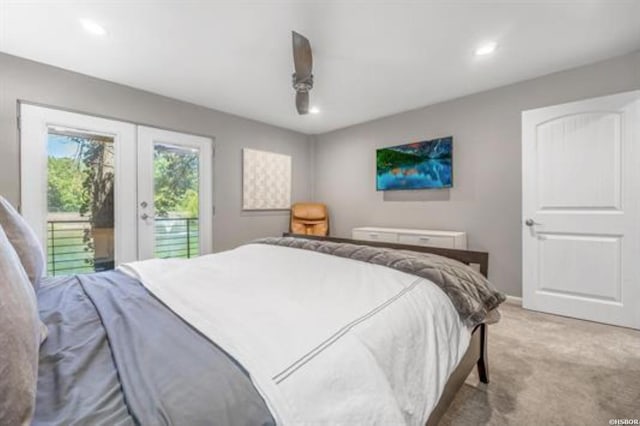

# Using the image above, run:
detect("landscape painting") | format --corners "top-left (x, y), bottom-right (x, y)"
top-left (376, 137), bottom-right (452, 190)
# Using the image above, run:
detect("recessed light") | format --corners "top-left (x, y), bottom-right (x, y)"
top-left (80, 19), bottom-right (107, 36)
top-left (309, 106), bottom-right (320, 114)
top-left (474, 42), bottom-right (497, 56)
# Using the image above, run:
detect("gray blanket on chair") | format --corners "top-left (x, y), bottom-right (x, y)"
top-left (254, 236), bottom-right (505, 328)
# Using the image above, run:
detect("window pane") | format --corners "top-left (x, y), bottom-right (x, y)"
top-left (153, 143), bottom-right (199, 259)
top-left (47, 130), bottom-right (115, 276)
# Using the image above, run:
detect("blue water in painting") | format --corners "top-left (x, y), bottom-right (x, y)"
top-left (377, 159), bottom-right (452, 190)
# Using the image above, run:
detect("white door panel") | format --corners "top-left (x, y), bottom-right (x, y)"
top-left (537, 233), bottom-right (621, 301)
top-left (536, 112), bottom-right (621, 210)
top-left (522, 90), bottom-right (640, 329)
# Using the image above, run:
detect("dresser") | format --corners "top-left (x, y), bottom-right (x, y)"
top-left (351, 226), bottom-right (467, 249)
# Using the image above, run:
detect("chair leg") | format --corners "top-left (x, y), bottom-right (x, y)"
top-left (476, 323), bottom-right (490, 384)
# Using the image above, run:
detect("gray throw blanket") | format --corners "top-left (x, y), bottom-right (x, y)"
top-left (35, 271), bottom-right (275, 426)
top-left (254, 236), bottom-right (505, 328)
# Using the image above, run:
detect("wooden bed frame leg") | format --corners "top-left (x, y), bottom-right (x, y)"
top-left (476, 323), bottom-right (489, 384)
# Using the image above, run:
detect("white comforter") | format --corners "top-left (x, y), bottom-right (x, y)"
top-left (121, 243), bottom-right (470, 425)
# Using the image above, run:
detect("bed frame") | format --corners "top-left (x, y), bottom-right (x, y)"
top-left (282, 233), bottom-right (490, 425)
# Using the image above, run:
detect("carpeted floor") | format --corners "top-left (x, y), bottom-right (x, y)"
top-left (440, 301), bottom-right (640, 426)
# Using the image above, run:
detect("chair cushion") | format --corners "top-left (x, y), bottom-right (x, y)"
top-left (291, 203), bottom-right (329, 236)
top-left (291, 203), bottom-right (327, 220)
top-left (0, 196), bottom-right (45, 289)
top-left (0, 225), bottom-right (41, 425)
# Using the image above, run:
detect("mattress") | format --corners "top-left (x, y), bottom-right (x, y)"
top-left (121, 242), bottom-right (471, 425)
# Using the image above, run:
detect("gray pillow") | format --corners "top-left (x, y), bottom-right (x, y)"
top-left (0, 225), bottom-right (41, 425)
top-left (0, 196), bottom-right (45, 289)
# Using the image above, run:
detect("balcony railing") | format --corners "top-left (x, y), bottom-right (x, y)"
top-left (47, 220), bottom-right (95, 276)
top-left (154, 217), bottom-right (199, 259)
top-left (47, 217), bottom-right (199, 277)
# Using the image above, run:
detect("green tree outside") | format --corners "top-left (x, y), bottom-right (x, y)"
top-left (47, 157), bottom-right (85, 212)
top-left (153, 149), bottom-right (199, 217)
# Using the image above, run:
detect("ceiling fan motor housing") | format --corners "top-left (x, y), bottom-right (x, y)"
top-left (293, 73), bottom-right (313, 93)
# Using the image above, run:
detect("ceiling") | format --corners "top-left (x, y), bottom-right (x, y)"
top-left (1, 1), bottom-right (639, 135)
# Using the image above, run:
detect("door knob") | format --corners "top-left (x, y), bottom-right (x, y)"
top-left (525, 218), bottom-right (541, 227)
top-left (141, 213), bottom-right (150, 220)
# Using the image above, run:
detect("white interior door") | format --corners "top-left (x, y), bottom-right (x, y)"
top-left (522, 90), bottom-right (640, 329)
top-left (137, 126), bottom-right (213, 260)
top-left (20, 104), bottom-right (138, 275)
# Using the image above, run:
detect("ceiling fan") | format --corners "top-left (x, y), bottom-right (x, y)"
top-left (291, 31), bottom-right (314, 115)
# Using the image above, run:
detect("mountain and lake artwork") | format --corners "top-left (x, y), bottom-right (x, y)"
top-left (376, 137), bottom-right (453, 190)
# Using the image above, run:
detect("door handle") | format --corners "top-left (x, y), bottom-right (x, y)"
top-left (524, 218), bottom-right (541, 227)
top-left (141, 213), bottom-right (150, 220)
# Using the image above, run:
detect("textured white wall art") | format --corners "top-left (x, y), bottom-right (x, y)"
top-left (242, 148), bottom-right (292, 210)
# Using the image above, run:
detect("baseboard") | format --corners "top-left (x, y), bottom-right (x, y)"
top-left (504, 295), bottom-right (522, 307)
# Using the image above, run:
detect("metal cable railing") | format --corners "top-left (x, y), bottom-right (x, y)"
top-left (47, 220), bottom-right (95, 276)
top-left (47, 217), bottom-right (199, 276)
top-left (154, 217), bottom-right (199, 259)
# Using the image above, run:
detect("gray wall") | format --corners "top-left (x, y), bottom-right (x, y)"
top-left (3, 50), bottom-right (639, 295)
top-left (0, 52), bottom-right (314, 252)
top-left (314, 51), bottom-right (640, 297)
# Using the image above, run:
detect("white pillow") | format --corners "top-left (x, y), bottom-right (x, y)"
top-left (0, 196), bottom-right (45, 289)
top-left (0, 225), bottom-right (41, 425)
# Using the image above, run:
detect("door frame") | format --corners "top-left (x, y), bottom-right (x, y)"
top-left (20, 103), bottom-right (138, 271)
top-left (136, 126), bottom-right (213, 260)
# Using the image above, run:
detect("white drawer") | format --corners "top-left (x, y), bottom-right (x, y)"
top-left (397, 233), bottom-right (455, 249)
top-left (352, 230), bottom-right (398, 243)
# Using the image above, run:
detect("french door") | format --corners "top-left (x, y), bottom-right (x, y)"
top-left (522, 90), bottom-right (640, 329)
top-left (20, 104), bottom-right (213, 276)
top-left (137, 126), bottom-right (212, 260)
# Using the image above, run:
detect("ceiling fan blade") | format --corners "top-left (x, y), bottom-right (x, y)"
top-left (292, 31), bottom-right (312, 81)
top-left (296, 91), bottom-right (309, 115)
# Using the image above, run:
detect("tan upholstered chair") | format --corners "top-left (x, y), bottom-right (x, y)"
top-left (290, 203), bottom-right (329, 236)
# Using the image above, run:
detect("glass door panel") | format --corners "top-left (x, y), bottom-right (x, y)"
top-left (153, 143), bottom-right (200, 259)
top-left (46, 129), bottom-right (115, 276)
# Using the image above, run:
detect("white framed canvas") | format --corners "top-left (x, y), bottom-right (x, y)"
top-left (242, 148), bottom-right (292, 210)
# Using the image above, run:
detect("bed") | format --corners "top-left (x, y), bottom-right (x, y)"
top-left (285, 234), bottom-right (495, 426)
top-left (281, 233), bottom-right (494, 426)
top-left (2, 211), bottom-right (505, 425)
